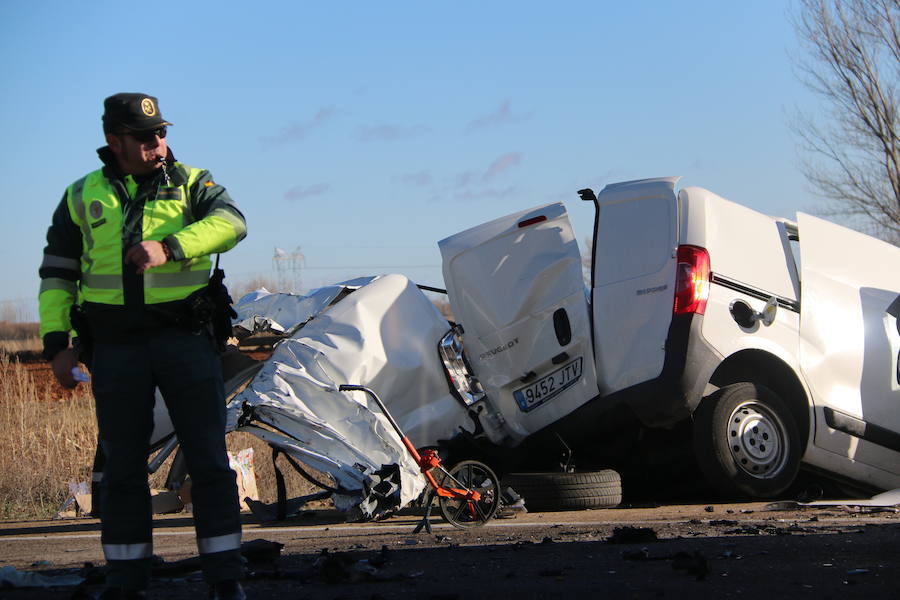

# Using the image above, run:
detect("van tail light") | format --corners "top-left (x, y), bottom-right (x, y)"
top-left (518, 215), bottom-right (547, 228)
top-left (673, 245), bottom-right (710, 315)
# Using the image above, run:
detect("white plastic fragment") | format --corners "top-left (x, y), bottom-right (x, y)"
top-left (0, 565), bottom-right (84, 588)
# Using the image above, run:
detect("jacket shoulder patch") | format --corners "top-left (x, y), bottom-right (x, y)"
top-left (89, 200), bottom-right (103, 219)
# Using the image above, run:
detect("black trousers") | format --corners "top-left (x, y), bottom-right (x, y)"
top-left (91, 327), bottom-right (242, 589)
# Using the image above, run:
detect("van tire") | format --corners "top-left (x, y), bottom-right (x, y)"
top-left (501, 470), bottom-right (621, 511)
top-left (693, 382), bottom-right (801, 499)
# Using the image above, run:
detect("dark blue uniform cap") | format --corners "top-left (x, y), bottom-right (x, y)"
top-left (102, 93), bottom-right (173, 133)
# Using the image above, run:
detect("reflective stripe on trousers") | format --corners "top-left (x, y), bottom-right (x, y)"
top-left (197, 532), bottom-right (242, 555)
top-left (103, 542), bottom-right (153, 561)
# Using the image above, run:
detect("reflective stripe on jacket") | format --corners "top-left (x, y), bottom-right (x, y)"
top-left (69, 166), bottom-right (213, 305)
top-left (39, 151), bottom-right (246, 343)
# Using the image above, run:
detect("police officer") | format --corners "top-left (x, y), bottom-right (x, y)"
top-left (39, 93), bottom-right (247, 599)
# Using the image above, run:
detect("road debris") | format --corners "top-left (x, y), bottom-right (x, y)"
top-left (0, 565), bottom-right (83, 588)
top-left (764, 488), bottom-right (900, 512)
top-left (607, 526), bottom-right (659, 544)
top-left (53, 481), bottom-right (91, 519)
top-left (306, 548), bottom-right (402, 584)
top-left (671, 551), bottom-right (709, 580)
top-left (621, 547), bottom-right (651, 561)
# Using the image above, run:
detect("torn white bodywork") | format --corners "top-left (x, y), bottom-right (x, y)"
top-left (232, 276), bottom-right (379, 335)
top-left (227, 274), bottom-right (474, 515)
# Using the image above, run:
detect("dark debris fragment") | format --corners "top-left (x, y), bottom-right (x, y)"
top-left (671, 551), bottom-right (709, 581)
top-left (622, 547), bottom-right (650, 561)
top-left (607, 526), bottom-right (659, 544)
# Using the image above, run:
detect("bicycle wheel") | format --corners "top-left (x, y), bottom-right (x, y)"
top-left (437, 460), bottom-right (500, 528)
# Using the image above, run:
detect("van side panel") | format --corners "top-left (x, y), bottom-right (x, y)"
top-left (679, 187), bottom-right (799, 304)
top-left (592, 178), bottom-right (678, 394)
top-left (798, 212), bottom-right (900, 480)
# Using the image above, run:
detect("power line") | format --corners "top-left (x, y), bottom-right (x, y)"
top-left (292, 264), bottom-right (440, 270)
top-left (272, 246), bottom-right (305, 293)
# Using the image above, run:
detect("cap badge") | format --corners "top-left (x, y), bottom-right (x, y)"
top-left (140, 98), bottom-right (156, 117)
top-left (89, 200), bottom-right (103, 219)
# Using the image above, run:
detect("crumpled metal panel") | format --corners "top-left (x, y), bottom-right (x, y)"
top-left (228, 274), bottom-right (472, 517)
top-left (232, 276), bottom-right (380, 335)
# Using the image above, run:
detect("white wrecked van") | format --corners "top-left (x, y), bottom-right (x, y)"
top-left (188, 176), bottom-right (900, 516)
top-left (436, 176), bottom-right (900, 498)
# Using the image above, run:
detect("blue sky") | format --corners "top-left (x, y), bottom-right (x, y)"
top-left (1, 1), bottom-right (821, 319)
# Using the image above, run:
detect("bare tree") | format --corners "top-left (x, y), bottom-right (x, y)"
top-left (793, 0), bottom-right (900, 243)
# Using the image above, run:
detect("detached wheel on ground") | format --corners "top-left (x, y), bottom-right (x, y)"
top-left (501, 470), bottom-right (621, 512)
top-left (693, 382), bottom-right (801, 499)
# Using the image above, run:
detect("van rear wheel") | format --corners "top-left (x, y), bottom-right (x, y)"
top-left (693, 382), bottom-right (801, 499)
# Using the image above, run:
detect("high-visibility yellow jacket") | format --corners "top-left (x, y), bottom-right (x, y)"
top-left (39, 147), bottom-right (247, 358)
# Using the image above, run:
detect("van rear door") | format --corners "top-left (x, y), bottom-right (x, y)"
top-left (591, 177), bottom-right (679, 394)
top-left (798, 212), bottom-right (900, 474)
top-left (439, 203), bottom-right (598, 443)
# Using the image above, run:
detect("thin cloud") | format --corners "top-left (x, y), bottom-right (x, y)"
top-left (453, 170), bottom-right (479, 188)
top-left (260, 107), bottom-right (335, 147)
top-left (448, 153), bottom-right (523, 189)
top-left (467, 100), bottom-right (530, 131)
top-left (545, 169), bottom-right (628, 201)
top-left (393, 170), bottom-right (432, 187)
top-left (284, 183), bottom-right (330, 201)
top-left (483, 153), bottom-right (522, 180)
top-left (455, 186), bottom-right (519, 201)
top-left (443, 153), bottom-right (524, 202)
top-left (355, 124), bottom-right (431, 141)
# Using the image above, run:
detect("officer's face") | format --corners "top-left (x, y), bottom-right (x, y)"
top-left (105, 128), bottom-right (168, 176)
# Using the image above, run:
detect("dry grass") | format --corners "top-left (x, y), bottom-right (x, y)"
top-left (0, 352), bottom-right (97, 520)
top-left (0, 320), bottom-right (325, 519)
top-left (0, 338), bottom-right (41, 355)
top-left (0, 321), bottom-right (40, 355)
top-left (0, 351), bottom-right (322, 520)
top-left (0, 321), bottom-right (39, 340)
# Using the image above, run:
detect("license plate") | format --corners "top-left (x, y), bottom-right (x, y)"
top-left (514, 357), bottom-right (583, 413)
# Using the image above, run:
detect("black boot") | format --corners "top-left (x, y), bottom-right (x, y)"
top-left (208, 580), bottom-right (245, 600)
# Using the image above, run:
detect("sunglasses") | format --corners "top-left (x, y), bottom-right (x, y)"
top-left (120, 126), bottom-right (167, 143)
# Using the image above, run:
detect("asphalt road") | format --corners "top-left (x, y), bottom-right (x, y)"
top-left (1, 501), bottom-right (898, 599)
